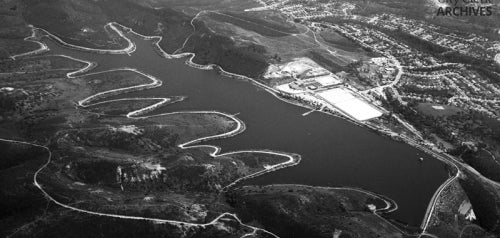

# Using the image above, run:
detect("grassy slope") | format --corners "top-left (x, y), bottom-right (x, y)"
top-left (227, 185), bottom-right (404, 238)
top-left (459, 171), bottom-right (500, 236)
top-left (183, 20), bottom-right (269, 78)
top-left (0, 142), bottom-right (49, 237)
top-left (0, 2), bottom-right (40, 58)
top-left (19, 0), bottom-right (272, 78)
top-left (21, 0), bottom-right (192, 52)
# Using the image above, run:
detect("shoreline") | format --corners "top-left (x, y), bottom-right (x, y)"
top-left (240, 183), bottom-right (422, 236)
top-left (0, 137), bottom-right (280, 237)
top-left (4, 24), bottom-right (300, 236)
top-left (10, 25), bottom-right (49, 60)
top-left (4, 21), bottom-right (466, 236)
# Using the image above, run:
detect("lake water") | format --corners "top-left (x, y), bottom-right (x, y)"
top-left (42, 31), bottom-right (449, 227)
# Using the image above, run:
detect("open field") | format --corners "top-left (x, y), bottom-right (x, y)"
top-left (416, 103), bottom-right (462, 117)
top-left (149, 0), bottom-right (261, 12)
top-left (206, 11), bottom-right (300, 37)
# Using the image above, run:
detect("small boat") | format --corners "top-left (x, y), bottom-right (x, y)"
top-left (419, 157), bottom-right (424, 162)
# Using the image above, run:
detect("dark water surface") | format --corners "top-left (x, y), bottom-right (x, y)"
top-left (42, 32), bottom-right (449, 226)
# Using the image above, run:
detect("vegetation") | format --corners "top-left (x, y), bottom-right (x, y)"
top-left (2, 0), bottom-right (499, 237)
top-left (350, 0), bottom-right (500, 40)
top-left (184, 21), bottom-right (269, 78)
top-left (20, 0), bottom-right (274, 79)
top-left (306, 50), bottom-right (347, 73)
top-left (227, 185), bottom-right (404, 238)
top-left (206, 11), bottom-right (299, 37)
top-left (385, 92), bottom-right (500, 182)
top-left (0, 142), bottom-right (49, 237)
top-left (451, 147), bottom-right (500, 183)
top-left (22, 0), bottom-right (193, 52)
top-left (376, 27), bottom-right (500, 81)
top-left (459, 171), bottom-right (500, 236)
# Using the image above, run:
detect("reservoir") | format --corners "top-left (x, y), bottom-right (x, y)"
top-left (41, 30), bottom-right (449, 227)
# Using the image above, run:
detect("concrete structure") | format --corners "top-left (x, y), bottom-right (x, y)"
top-left (317, 88), bottom-right (383, 121)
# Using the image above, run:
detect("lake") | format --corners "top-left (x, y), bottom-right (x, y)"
top-left (41, 30), bottom-right (449, 227)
